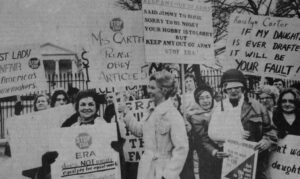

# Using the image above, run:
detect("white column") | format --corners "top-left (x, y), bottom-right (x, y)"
top-left (72, 60), bottom-right (77, 74)
top-left (55, 60), bottom-right (59, 75)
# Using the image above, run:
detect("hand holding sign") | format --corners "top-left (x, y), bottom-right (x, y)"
top-left (241, 130), bottom-right (250, 140)
top-left (213, 150), bottom-right (231, 159)
top-left (254, 138), bottom-right (272, 152)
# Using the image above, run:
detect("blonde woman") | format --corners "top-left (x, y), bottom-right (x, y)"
top-left (120, 70), bottom-right (188, 179)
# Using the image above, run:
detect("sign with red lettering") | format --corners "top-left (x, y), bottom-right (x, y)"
top-left (143, 0), bottom-right (214, 65)
top-left (50, 122), bottom-right (121, 179)
top-left (222, 139), bottom-right (258, 179)
top-left (0, 44), bottom-right (47, 98)
top-left (86, 0), bottom-right (148, 88)
top-left (225, 14), bottom-right (300, 79)
top-left (267, 135), bottom-right (300, 179)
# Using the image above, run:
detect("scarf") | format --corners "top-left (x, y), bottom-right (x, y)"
top-left (208, 95), bottom-right (245, 143)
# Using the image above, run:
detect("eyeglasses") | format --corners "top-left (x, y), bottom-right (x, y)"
top-left (282, 99), bottom-right (295, 104)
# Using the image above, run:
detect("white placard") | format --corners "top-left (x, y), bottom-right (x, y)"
top-left (115, 99), bottom-right (153, 162)
top-left (226, 14), bottom-right (300, 79)
top-left (86, 0), bottom-right (149, 88)
top-left (6, 104), bottom-right (75, 178)
top-left (50, 123), bottom-right (121, 179)
top-left (222, 139), bottom-right (258, 179)
top-left (267, 135), bottom-right (300, 179)
top-left (0, 44), bottom-right (47, 97)
top-left (143, 0), bottom-right (214, 64)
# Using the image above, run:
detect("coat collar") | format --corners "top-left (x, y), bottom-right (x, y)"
top-left (153, 99), bottom-right (173, 116)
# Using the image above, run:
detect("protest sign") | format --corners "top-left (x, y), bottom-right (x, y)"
top-left (267, 135), bottom-right (300, 179)
top-left (222, 139), bottom-right (258, 179)
top-left (115, 98), bottom-right (154, 162)
top-left (6, 104), bottom-right (75, 178)
top-left (0, 44), bottom-right (47, 98)
top-left (226, 14), bottom-right (300, 80)
top-left (50, 122), bottom-right (121, 179)
top-left (86, 0), bottom-right (148, 88)
top-left (142, 0), bottom-right (214, 65)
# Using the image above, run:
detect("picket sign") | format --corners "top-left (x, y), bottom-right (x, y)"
top-left (267, 135), bottom-right (300, 179)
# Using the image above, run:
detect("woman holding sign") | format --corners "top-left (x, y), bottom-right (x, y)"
top-left (120, 70), bottom-right (189, 179)
top-left (36, 90), bottom-right (125, 179)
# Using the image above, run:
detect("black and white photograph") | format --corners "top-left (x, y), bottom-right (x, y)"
top-left (0, 0), bottom-right (300, 179)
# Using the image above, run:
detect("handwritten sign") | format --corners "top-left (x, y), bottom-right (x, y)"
top-left (0, 45), bottom-right (47, 98)
top-left (267, 135), bottom-right (300, 179)
top-left (86, 1), bottom-right (148, 88)
top-left (50, 123), bottom-right (121, 179)
top-left (222, 139), bottom-right (258, 179)
top-left (6, 104), bottom-right (75, 178)
top-left (116, 99), bottom-right (154, 162)
top-left (226, 14), bottom-right (300, 79)
top-left (142, 0), bottom-right (214, 64)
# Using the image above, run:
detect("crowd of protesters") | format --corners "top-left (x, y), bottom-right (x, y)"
top-left (2, 69), bottom-right (300, 179)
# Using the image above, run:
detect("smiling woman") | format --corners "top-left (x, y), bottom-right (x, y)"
top-left (35, 89), bottom-right (126, 179)
top-left (61, 89), bottom-right (101, 127)
top-left (273, 88), bottom-right (300, 138)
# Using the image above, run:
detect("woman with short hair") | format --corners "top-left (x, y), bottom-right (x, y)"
top-left (33, 94), bottom-right (50, 112)
top-left (61, 89), bottom-right (101, 127)
top-left (121, 70), bottom-right (189, 179)
top-left (256, 85), bottom-right (279, 119)
top-left (50, 90), bottom-right (70, 108)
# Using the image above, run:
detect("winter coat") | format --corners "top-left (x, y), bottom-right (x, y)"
top-left (123, 99), bottom-right (189, 179)
top-left (209, 98), bottom-right (277, 144)
top-left (188, 105), bottom-right (221, 179)
top-left (208, 97), bottom-right (277, 179)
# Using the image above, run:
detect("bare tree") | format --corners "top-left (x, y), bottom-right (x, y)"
top-left (211, 0), bottom-right (299, 57)
top-left (273, 0), bottom-right (300, 17)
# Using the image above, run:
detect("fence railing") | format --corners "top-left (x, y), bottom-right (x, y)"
top-left (1, 70), bottom-right (300, 138)
top-left (0, 72), bottom-right (87, 138)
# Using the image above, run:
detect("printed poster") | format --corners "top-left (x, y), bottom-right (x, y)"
top-left (0, 44), bottom-right (47, 98)
top-left (86, 0), bottom-right (148, 88)
top-left (50, 123), bottom-right (121, 179)
top-left (226, 14), bottom-right (300, 80)
top-left (115, 97), bottom-right (154, 162)
top-left (267, 135), bottom-right (300, 179)
top-left (222, 139), bottom-right (258, 179)
top-left (143, 0), bottom-right (214, 65)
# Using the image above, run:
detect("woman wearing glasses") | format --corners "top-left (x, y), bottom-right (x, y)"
top-left (273, 88), bottom-right (300, 138)
top-left (256, 85), bottom-right (279, 120)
